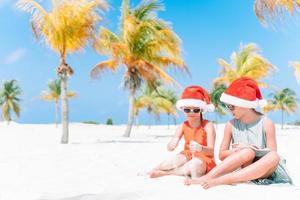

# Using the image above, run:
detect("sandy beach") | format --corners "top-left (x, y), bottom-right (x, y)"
top-left (0, 122), bottom-right (299, 200)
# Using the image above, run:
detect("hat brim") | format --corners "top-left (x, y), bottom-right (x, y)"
top-left (220, 93), bottom-right (267, 108)
top-left (176, 99), bottom-right (215, 112)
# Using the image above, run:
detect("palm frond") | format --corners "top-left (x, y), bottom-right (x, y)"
top-left (67, 91), bottom-right (77, 98)
top-left (289, 61), bottom-right (300, 84)
top-left (39, 92), bottom-right (59, 101)
top-left (18, 0), bottom-right (108, 58)
top-left (254, 0), bottom-right (300, 24)
top-left (2, 102), bottom-right (10, 121)
top-left (121, 0), bottom-right (131, 24)
top-left (94, 27), bottom-right (123, 56)
top-left (90, 59), bottom-right (119, 79)
top-left (133, 0), bottom-right (164, 20)
top-left (93, 0), bottom-right (186, 95)
top-left (235, 43), bottom-right (259, 72)
top-left (266, 87), bottom-right (299, 114)
top-left (214, 43), bottom-right (274, 86)
top-left (12, 102), bottom-right (21, 117)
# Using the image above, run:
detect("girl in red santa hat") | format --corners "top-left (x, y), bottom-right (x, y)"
top-left (185, 77), bottom-right (292, 189)
top-left (149, 85), bottom-right (217, 178)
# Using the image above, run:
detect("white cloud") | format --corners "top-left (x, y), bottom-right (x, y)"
top-left (4, 48), bottom-right (26, 64)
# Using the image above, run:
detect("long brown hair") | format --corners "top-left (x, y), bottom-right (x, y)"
top-left (200, 112), bottom-right (203, 122)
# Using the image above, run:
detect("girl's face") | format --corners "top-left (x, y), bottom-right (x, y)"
top-left (225, 104), bottom-right (248, 119)
top-left (183, 106), bottom-right (202, 119)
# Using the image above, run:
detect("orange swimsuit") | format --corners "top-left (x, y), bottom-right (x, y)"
top-left (181, 120), bottom-right (216, 172)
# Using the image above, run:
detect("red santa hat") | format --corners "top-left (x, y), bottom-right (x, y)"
top-left (176, 85), bottom-right (215, 112)
top-left (220, 77), bottom-right (267, 108)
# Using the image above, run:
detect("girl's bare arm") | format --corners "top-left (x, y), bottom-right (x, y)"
top-left (201, 121), bottom-right (216, 156)
top-left (219, 122), bottom-right (235, 160)
top-left (264, 118), bottom-right (277, 151)
top-left (167, 124), bottom-right (184, 151)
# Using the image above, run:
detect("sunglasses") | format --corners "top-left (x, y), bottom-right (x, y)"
top-left (225, 104), bottom-right (235, 111)
top-left (183, 108), bottom-right (202, 113)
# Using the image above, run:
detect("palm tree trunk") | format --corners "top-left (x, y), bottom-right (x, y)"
top-left (7, 110), bottom-right (11, 125)
top-left (124, 90), bottom-right (135, 137)
top-left (148, 114), bottom-right (152, 129)
top-left (167, 114), bottom-right (170, 129)
top-left (281, 109), bottom-right (284, 129)
top-left (7, 118), bottom-right (11, 125)
top-left (173, 116), bottom-right (177, 125)
top-left (60, 75), bottom-right (69, 143)
top-left (55, 100), bottom-right (59, 128)
top-left (135, 115), bottom-right (139, 128)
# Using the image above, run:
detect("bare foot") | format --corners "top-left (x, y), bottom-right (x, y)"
top-left (201, 178), bottom-right (221, 189)
top-left (184, 175), bottom-right (210, 185)
top-left (184, 178), bottom-right (196, 185)
top-left (149, 170), bottom-right (170, 178)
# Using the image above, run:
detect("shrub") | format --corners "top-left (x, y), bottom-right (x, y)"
top-left (106, 118), bottom-right (113, 125)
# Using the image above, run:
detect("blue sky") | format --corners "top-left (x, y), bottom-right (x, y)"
top-left (0, 0), bottom-right (300, 124)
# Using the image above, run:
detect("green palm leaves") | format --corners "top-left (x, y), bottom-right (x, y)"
top-left (265, 88), bottom-right (299, 129)
top-left (210, 84), bottom-right (227, 116)
top-left (135, 80), bottom-right (177, 124)
top-left (0, 80), bottom-right (22, 123)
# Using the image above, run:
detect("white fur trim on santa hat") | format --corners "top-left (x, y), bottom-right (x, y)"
top-left (220, 93), bottom-right (267, 108)
top-left (176, 99), bottom-right (215, 112)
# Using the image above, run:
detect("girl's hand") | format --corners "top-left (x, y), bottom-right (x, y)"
top-left (167, 137), bottom-right (179, 151)
top-left (249, 144), bottom-right (260, 150)
top-left (231, 143), bottom-right (251, 152)
top-left (231, 142), bottom-right (249, 149)
top-left (189, 140), bottom-right (203, 152)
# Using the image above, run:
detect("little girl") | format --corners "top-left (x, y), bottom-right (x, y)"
top-left (150, 86), bottom-right (216, 178)
top-left (185, 77), bottom-right (293, 188)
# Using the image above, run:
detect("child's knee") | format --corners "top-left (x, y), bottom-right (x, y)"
top-left (268, 151), bottom-right (280, 165)
top-left (184, 159), bottom-right (206, 176)
top-left (239, 148), bottom-right (255, 162)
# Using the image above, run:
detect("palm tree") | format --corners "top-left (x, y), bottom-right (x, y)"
top-left (210, 84), bottom-right (227, 127)
top-left (254, 0), bottom-right (300, 24)
top-left (91, 0), bottom-right (187, 137)
top-left (135, 81), bottom-right (177, 129)
top-left (289, 61), bottom-right (300, 84)
top-left (135, 87), bottom-right (161, 128)
top-left (0, 80), bottom-right (22, 124)
top-left (266, 88), bottom-right (299, 129)
top-left (214, 43), bottom-right (275, 87)
top-left (17, 0), bottom-right (108, 143)
top-left (39, 79), bottom-right (77, 127)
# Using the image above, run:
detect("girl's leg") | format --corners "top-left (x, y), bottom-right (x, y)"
top-left (201, 151), bottom-right (280, 189)
top-left (150, 154), bottom-right (187, 178)
top-left (185, 148), bottom-right (255, 185)
top-left (150, 157), bottom-right (207, 178)
top-left (181, 158), bottom-right (207, 178)
top-left (155, 154), bottom-right (188, 171)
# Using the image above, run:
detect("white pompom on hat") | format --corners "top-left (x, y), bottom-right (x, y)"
top-left (176, 85), bottom-right (215, 112)
top-left (220, 77), bottom-right (267, 108)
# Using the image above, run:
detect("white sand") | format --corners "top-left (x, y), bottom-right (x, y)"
top-left (0, 122), bottom-right (299, 200)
